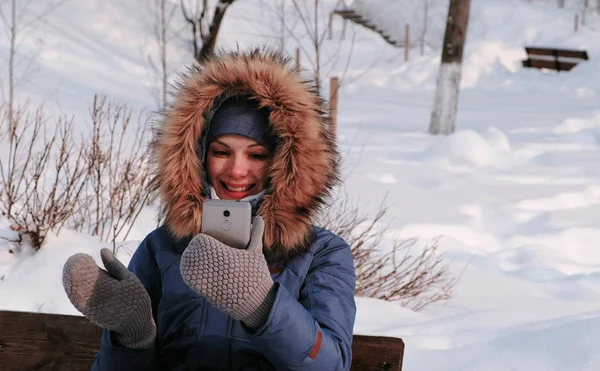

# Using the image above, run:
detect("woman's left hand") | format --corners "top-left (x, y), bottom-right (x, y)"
top-left (180, 216), bottom-right (276, 329)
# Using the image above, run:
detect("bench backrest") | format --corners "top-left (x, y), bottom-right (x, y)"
top-left (523, 47), bottom-right (589, 72)
top-left (525, 47), bottom-right (588, 60)
top-left (0, 310), bottom-right (404, 371)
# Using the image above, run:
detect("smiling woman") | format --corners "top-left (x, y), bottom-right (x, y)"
top-left (61, 48), bottom-right (357, 371)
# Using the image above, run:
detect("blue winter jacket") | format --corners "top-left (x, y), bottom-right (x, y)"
top-left (92, 226), bottom-right (356, 371)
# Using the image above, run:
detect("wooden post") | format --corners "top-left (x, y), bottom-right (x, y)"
top-left (428, 0), bottom-right (471, 135)
top-left (575, 13), bottom-right (579, 31)
top-left (329, 77), bottom-right (339, 138)
top-left (405, 24), bottom-right (410, 61)
top-left (328, 12), bottom-right (333, 39)
top-left (296, 47), bottom-right (301, 70)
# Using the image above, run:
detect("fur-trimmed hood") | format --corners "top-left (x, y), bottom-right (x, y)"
top-left (153, 48), bottom-right (339, 262)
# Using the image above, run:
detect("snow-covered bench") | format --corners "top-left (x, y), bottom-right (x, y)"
top-left (0, 310), bottom-right (405, 370)
top-left (522, 46), bottom-right (589, 72)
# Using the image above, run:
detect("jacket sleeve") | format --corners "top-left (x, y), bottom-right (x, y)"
top-left (91, 234), bottom-right (162, 371)
top-left (244, 234), bottom-right (357, 370)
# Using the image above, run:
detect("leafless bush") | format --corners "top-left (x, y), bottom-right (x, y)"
top-left (72, 95), bottom-right (155, 243)
top-left (0, 104), bottom-right (88, 250)
top-left (319, 187), bottom-right (455, 311)
top-left (0, 95), bottom-right (156, 251)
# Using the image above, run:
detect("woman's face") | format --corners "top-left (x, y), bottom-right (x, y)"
top-left (206, 134), bottom-right (272, 200)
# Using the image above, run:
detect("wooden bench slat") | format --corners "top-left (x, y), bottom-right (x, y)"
top-left (522, 58), bottom-right (578, 72)
top-left (525, 47), bottom-right (588, 60)
top-left (0, 310), bottom-right (404, 370)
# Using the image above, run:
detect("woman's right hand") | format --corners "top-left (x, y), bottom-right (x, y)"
top-left (62, 248), bottom-right (156, 349)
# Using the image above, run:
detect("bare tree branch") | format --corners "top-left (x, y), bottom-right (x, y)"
top-left (180, 0), bottom-right (200, 59)
top-left (180, 0), bottom-right (236, 61)
top-left (20, 0), bottom-right (69, 30)
top-left (8, 0), bottom-right (16, 137)
top-left (199, 0), bottom-right (235, 60)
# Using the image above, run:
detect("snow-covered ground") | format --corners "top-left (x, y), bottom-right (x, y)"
top-left (2, 0), bottom-right (600, 370)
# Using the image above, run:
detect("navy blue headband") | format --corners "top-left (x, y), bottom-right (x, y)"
top-left (206, 96), bottom-right (274, 150)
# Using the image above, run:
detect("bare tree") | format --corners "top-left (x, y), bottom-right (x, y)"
top-left (429, 0), bottom-right (471, 135)
top-left (288, 0), bottom-right (328, 94)
top-left (276, 0), bottom-right (287, 50)
top-left (267, 0), bottom-right (358, 97)
top-left (148, 0), bottom-right (178, 112)
top-left (420, 0), bottom-right (429, 56)
top-left (5, 0), bottom-right (16, 137)
top-left (180, 0), bottom-right (236, 61)
top-left (0, 0), bottom-right (68, 136)
top-left (318, 188), bottom-right (455, 310)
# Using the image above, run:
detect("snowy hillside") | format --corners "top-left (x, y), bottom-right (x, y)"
top-left (2, 0), bottom-right (600, 370)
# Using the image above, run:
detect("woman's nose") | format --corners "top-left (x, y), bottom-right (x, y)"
top-left (228, 155), bottom-right (249, 178)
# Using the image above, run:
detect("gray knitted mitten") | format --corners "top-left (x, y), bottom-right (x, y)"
top-left (180, 216), bottom-right (276, 329)
top-left (62, 248), bottom-right (156, 349)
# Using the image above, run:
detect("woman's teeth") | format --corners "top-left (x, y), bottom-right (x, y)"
top-left (224, 183), bottom-right (252, 192)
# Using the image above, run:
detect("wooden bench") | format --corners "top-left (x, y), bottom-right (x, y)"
top-left (522, 46), bottom-right (589, 72)
top-left (0, 310), bottom-right (405, 370)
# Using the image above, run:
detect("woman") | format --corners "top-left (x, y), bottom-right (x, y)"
top-left (62, 48), bottom-right (356, 370)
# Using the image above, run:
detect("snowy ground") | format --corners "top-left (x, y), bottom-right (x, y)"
top-left (1, 0), bottom-right (600, 370)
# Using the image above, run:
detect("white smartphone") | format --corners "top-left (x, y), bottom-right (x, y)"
top-left (201, 200), bottom-right (252, 249)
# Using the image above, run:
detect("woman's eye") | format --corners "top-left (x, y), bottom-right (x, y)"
top-left (212, 150), bottom-right (229, 157)
top-left (250, 153), bottom-right (268, 160)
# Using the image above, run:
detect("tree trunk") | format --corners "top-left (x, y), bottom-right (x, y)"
top-left (197, 0), bottom-right (234, 61)
top-left (421, 0), bottom-right (429, 56)
top-left (160, 0), bottom-right (167, 112)
top-left (9, 0), bottom-right (16, 138)
top-left (428, 0), bottom-right (470, 135)
top-left (314, 0), bottom-right (321, 96)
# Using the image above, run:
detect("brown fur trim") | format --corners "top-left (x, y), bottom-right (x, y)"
top-left (151, 48), bottom-right (339, 261)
